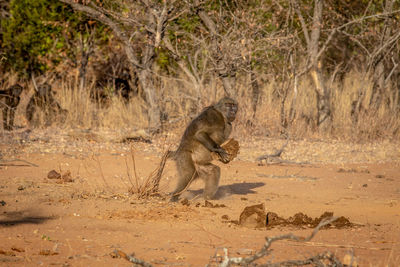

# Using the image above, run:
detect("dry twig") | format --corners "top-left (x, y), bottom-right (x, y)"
top-left (113, 249), bottom-right (153, 267)
top-left (0, 158), bottom-right (39, 167)
top-left (93, 154), bottom-right (113, 193)
top-left (208, 217), bottom-right (343, 267)
top-left (111, 218), bottom-right (344, 267)
top-left (256, 137), bottom-right (289, 162)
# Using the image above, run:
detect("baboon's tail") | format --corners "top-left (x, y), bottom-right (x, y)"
top-left (149, 150), bottom-right (175, 193)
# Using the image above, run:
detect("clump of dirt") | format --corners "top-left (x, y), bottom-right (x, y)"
top-left (180, 198), bottom-right (190, 206)
top-left (39, 249), bottom-right (59, 256)
top-left (47, 170), bottom-right (62, 179)
top-left (270, 212), bottom-right (316, 227)
top-left (0, 249), bottom-right (16, 256)
top-left (239, 203), bottom-right (267, 228)
top-left (337, 168), bottom-right (370, 173)
top-left (46, 169), bottom-right (74, 183)
top-left (236, 204), bottom-right (356, 229)
top-left (202, 200), bottom-right (226, 208)
top-left (266, 211), bottom-right (355, 229)
top-left (188, 200), bottom-right (227, 208)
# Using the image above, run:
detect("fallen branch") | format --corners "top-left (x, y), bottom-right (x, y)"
top-left (256, 137), bottom-right (289, 162)
top-left (208, 217), bottom-right (343, 267)
top-left (0, 158), bottom-right (39, 167)
top-left (113, 249), bottom-right (153, 267)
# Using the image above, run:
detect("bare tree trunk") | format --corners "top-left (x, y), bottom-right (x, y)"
top-left (59, 0), bottom-right (175, 131)
top-left (288, 54), bottom-right (298, 125)
top-left (78, 53), bottom-right (88, 93)
top-left (294, 0), bottom-right (331, 128)
top-left (250, 70), bottom-right (260, 117)
top-left (308, 0), bottom-right (330, 127)
top-left (370, 0), bottom-right (394, 109)
top-left (137, 69), bottom-right (161, 131)
top-left (352, 0), bottom-right (398, 122)
top-left (78, 26), bottom-right (95, 92)
top-left (310, 62), bottom-right (330, 126)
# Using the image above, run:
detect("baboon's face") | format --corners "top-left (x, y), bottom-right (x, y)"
top-left (217, 97), bottom-right (238, 123)
top-left (225, 101), bottom-right (238, 122)
top-left (38, 84), bottom-right (52, 97)
top-left (11, 85), bottom-right (23, 97)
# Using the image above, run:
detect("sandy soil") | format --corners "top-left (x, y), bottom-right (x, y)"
top-left (0, 129), bottom-right (399, 266)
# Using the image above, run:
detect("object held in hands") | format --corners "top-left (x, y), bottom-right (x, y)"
top-left (212, 138), bottom-right (239, 163)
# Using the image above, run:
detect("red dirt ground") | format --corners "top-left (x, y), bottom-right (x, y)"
top-left (0, 129), bottom-right (399, 266)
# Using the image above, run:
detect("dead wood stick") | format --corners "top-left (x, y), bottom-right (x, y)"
top-left (256, 137), bottom-right (289, 161)
top-left (113, 249), bottom-right (153, 267)
top-left (0, 159), bottom-right (39, 167)
top-left (210, 217), bottom-right (341, 267)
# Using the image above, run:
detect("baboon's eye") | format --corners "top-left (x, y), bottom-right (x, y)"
top-left (225, 103), bottom-right (237, 112)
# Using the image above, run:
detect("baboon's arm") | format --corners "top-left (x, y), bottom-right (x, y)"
top-left (194, 131), bottom-right (229, 163)
top-left (195, 131), bottom-right (220, 152)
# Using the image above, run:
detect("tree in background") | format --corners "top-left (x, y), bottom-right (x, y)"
top-left (1, 0), bottom-right (399, 138)
top-left (1, 0), bottom-right (72, 75)
top-left (0, 0), bottom-right (107, 83)
top-left (60, 0), bottom-right (183, 132)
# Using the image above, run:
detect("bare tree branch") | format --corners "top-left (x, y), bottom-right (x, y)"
top-left (59, 0), bottom-right (143, 69)
top-left (292, 0), bottom-right (310, 47)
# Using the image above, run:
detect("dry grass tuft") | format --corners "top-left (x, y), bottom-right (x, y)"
top-left (127, 145), bottom-right (169, 198)
top-left (59, 84), bottom-right (148, 131)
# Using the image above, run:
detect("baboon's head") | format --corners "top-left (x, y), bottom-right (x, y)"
top-left (10, 84), bottom-right (23, 97)
top-left (37, 83), bottom-right (52, 97)
top-left (215, 97), bottom-right (238, 123)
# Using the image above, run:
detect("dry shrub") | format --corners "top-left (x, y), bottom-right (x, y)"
top-left (236, 69), bottom-right (399, 141)
top-left (127, 145), bottom-right (168, 198)
top-left (331, 70), bottom-right (399, 140)
top-left (2, 65), bottom-right (398, 142)
top-left (58, 79), bottom-right (148, 131)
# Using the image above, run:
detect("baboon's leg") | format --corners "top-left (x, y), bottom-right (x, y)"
top-left (8, 108), bottom-right (15, 130)
top-left (3, 108), bottom-right (9, 130)
top-left (45, 108), bottom-right (53, 126)
top-left (170, 152), bottom-right (198, 202)
top-left (197, 163), bottom-right (220, 200)
top-left (60, 109), bottom-right (68, 123)
top-left (25, 101), bottom-right (34, 123)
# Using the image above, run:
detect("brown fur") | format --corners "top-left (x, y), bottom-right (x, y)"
top-left (169, 97), bottom-right (238, 202)
top-left (0, 84), bottom-right (23, 131)
top-left (26, 83), bottom-right (67, 126)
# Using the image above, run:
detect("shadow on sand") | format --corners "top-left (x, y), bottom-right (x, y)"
top-left (186, 182), bottom-right (265, 200)
top-left (0, 210), bottom-right (55, 227)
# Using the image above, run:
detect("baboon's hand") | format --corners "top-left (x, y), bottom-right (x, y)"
top-left (214, 147), bottom-right (230, 164)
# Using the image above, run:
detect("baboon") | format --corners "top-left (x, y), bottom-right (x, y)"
top-left (26, 83), bottom-right (67, 126)
top-left (0, 84), bottom-right (23, 131)
top-left (170, 97), bottom-right (238, 202)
